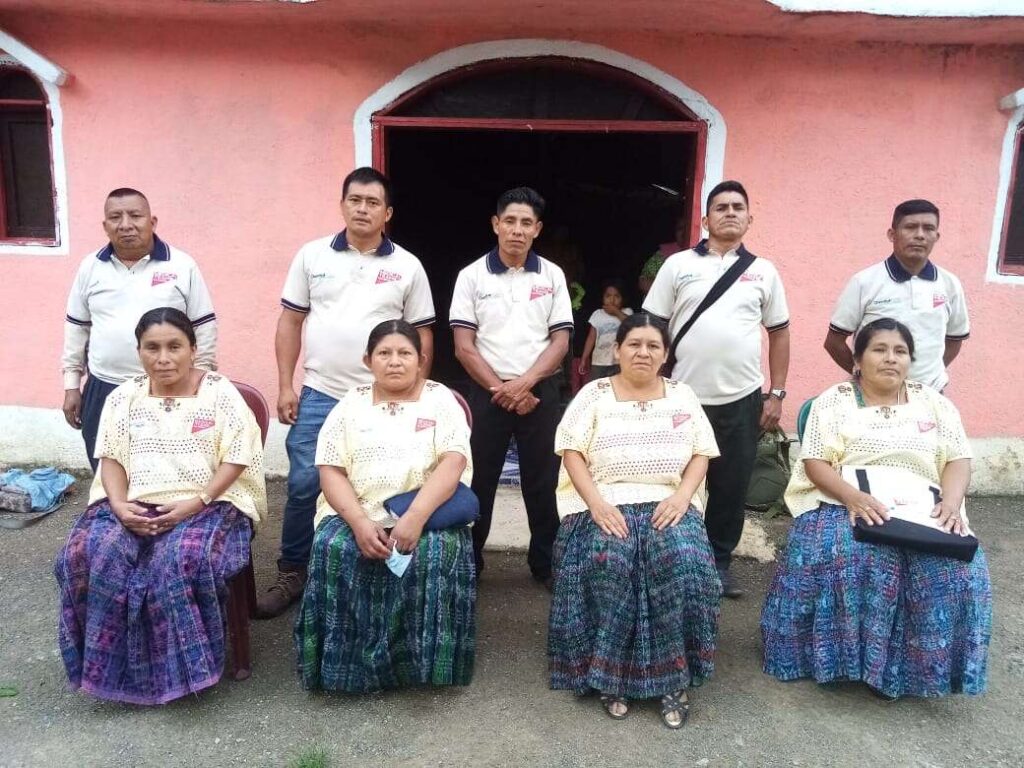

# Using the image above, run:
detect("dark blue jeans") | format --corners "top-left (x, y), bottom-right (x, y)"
top-left (279, 386), bottom-right (339, 569)
top-left (80, 375), bottom-right (119, 472)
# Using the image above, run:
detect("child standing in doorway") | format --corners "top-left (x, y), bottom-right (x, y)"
top-left (578, 280), bottom-right (633, 381)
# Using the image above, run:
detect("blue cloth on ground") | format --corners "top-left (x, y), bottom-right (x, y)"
top-left (0, 468), bottom-right (75, 511)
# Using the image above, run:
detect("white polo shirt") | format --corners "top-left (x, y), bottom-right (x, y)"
top-left (829, 255), bottom-right (969, 391)
top-left (643, 240), bottom-right (789, 406)
top-left (62, 235), bottom-right (217, 389)
top-left (449, 249), bottom-right (574, 381)
top-left (281, 231), bottom-right (434, 400)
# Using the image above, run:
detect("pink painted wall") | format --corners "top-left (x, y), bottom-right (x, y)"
top-left (1, 15), bottom-right (1022, 436)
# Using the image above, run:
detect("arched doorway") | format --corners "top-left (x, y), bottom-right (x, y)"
top-left (372, 56), bottom-right (708, 386)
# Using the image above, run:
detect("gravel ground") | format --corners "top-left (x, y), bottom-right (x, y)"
top-left (1, 481), bottom-right (1021, 768)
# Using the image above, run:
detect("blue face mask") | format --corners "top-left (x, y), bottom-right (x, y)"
top-left (385, 544), bottom-right (413, 578)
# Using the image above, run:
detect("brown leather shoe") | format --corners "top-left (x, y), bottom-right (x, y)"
top-left (255, 566), bottom-right (307, 619)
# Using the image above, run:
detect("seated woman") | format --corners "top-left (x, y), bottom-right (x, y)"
top-left (54, 307), bottom-right (267, 705)
top-left (548, 313), bottom-right (721, 729)
top-left (761, 318), bottom-right (991, 698)
top-left (295, 319), bottom-right (476, 692)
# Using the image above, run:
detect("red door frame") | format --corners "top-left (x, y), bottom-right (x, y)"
top-left (369, 58), bottom-right (708, 244)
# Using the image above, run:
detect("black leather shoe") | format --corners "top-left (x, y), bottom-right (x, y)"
top-left (717, 568), bottom-right (743, 599)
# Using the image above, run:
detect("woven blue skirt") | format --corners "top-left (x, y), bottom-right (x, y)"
top-left (548, 503), bottom-right (721, 699)
top-left (295, 516), bottom-right (476, 693)
top-left (761, 503), bottom-right (991, 698)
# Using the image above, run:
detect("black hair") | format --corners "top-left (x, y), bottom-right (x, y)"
top-left (615, 311), bottom-right (671, 348)
top-left (600, 278), bottom-right (626, 297)
top-left (107, 187), bottom-right (148, 203)
top-left (135, 307), bottom-right (196, 347)
top-left (705, 180), bottom-right (749, 214)
top-left (342, 167), bottom-right (392, 207)
top-left (853, 318), bottom-right (916, 361)
top-left (496, 187), bottom-right (545, 219)
top-left (891, 199), bottom-right (940, 229)
top-left (365, 319), bottom-right (421, 356)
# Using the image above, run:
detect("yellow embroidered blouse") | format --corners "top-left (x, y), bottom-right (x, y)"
top-left (313, 380), bottom-right (473, 528)
top-left (88, 373), bottom-right (267, 523)
top-left (785, 380), bottom-right (972, 517)
top-left (554, 377), bottom-right (720, 518)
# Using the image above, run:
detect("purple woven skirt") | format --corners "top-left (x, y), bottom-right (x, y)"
top-left (54, 500), bottom-right (250, 705)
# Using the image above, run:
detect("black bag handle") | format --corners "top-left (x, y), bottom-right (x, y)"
top-left (665, 252), bottom-right (756, 372)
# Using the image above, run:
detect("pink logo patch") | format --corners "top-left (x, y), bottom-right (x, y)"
top-left (151, 272), bottom-right (176, 286)
top-left (918, 420), bottom-right (936, 433)
top-left (739, 273), bottom-right (763, 282)
top-left (672, 413), bottom-right (691, 429)
top-left (191, 417), bottom-right (215, 433)
top-left (529, 285), bottom-right (554, 301)
top-left (415, 418), bottom-right (436, 432)
top-left (932, 294), bottom-right (947, 308)
top-left (375, 269), bottom-right (402, 284)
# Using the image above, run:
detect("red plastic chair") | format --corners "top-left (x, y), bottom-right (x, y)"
top-left (226, 381), bottom-right (269, 681)
top-left (450, 388), bottom-right (473, 428)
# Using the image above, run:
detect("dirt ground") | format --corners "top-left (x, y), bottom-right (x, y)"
top-left (1, 481), bottom-right (1021, 768)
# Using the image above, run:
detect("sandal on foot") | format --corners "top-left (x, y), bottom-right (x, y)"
top-left (599, 694), bottom-right (629, 720)
top-left (660, 690), bottom-right (690, 729)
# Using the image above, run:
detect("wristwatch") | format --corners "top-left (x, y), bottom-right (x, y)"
top-left (768, 388), bottom-right (787, 400)
top-left (199, 492), bottom-right (213, 505)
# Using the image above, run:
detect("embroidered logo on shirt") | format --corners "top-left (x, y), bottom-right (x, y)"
top-left (415, 418), bottom-right (436, 432)
top-left (672, 413), bottom-right (691, 428)
top-left (151, 272), bottom-right (177, 286)
top-left (932, 294), bottom-right (947, 308)
top-left (918, 420), bottom-right (937, 433)
top-left (530, 285), bottom-right (553, 301)
top-left (192, 417), bottom-right (216, 433)
top-left (739, 273), bottom-right (763, 282)
top-left (375, 269), bottom-right (402, 284)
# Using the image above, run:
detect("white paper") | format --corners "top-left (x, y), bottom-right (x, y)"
top-left (840, 465), bottom-right (973, 536)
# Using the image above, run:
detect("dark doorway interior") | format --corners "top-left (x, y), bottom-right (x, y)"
top-left (386, 127), bottom-right (696, 388)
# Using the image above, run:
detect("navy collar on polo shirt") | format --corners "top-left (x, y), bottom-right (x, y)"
top-left (885, 253), bottom-right (937, 283)
top-left (486, 248), bottom-right (541, 274)
top-left (96, 233), bottom-right (170, 262)
top-left (330, 229), bottom-right (395, 256)
top-left (692, 238), bottom-right (754, 258)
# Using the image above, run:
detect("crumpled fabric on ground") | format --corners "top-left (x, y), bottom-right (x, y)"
top-left (0, 467), bottom-right (75, 511)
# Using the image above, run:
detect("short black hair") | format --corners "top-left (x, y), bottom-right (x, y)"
top-left (853, 317), bottom-right (915, 362)
top-left (342, 167), bottom-right (392, 207)
top-left (135, 307), bottom-right (196, 347)
top-left (365, 319), bottom-right (421, 357)
top-left (600, 278), bottom-right (625, 297)
top-left (706, 180), bottom-right (749, 214)
top-left (496, 187), bottom-right (545, 219)
top-left (615, 311), bottom-right (671, 348)
top-left (891, 199), bottom-right (940, 229)
top-left (107, 187), bottom-right (148, 203)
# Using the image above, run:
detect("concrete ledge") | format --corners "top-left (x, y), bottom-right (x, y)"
top-left (2, 404), bottom-right (1021, 497)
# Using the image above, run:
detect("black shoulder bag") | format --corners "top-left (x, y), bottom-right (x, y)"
top-left (662, 252), bottom-right (756, 377)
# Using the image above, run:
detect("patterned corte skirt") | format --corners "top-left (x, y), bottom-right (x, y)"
top-left (295, 516), bottom-right (476, 692)
top-left (548, 502), bottom-right (721, 699)
top-left (54, 500), bottom-right (251, 705)
top-left (761, 503), bottom-right (992, 698)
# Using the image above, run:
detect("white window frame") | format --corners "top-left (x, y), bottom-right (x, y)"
top-left (0, 29), bottom-right (70, 256)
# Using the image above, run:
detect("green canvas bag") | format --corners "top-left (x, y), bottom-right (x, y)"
top-left (745, 428), bottom-right (794, 516)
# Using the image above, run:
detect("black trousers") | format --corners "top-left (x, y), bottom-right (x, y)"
top-left (80, 374), bottom-right (119, 473)
top-left (468, 377), bottom-right (561, 580)
top-left (702, 388), bottom-right (763, 570)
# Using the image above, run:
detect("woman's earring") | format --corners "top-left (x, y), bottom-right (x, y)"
top-left (852, 367), bottom-right (861, 378)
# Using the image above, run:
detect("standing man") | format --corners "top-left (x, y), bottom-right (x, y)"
top-left (450, 187), bottom-right (573, 588)
top-left (644, 180), bottom-right (790, 598)
top-left (62, 188), bottom-right (217, 470)
top-left (824, 199), bottom-right (969, 391)
top-left (257, 167), bottom-right (435, 619)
